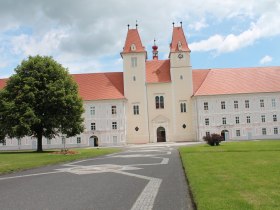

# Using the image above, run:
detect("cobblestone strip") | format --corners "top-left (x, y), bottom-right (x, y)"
top-left (130, 178), bottom-right (162, 210)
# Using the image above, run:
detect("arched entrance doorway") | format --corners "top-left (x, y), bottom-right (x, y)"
top-left (89, 136), bottom-right (98, 147)
top-left (221, 130), bottom-right (229, 141)
top-left (157, 127), bottom-right (166, 142)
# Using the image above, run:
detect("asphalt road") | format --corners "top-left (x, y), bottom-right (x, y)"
top-left (0, 144), bottom-right (194, 210)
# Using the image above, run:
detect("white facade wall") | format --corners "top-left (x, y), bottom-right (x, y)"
top-left (0, 99), bottom-right (126, 150)
top-left (194, 92), bottom-right (280, 141)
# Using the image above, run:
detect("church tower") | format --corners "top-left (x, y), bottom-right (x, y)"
top-left (121, 25), bottom-right (150, 143)
top-left (169, 23), bottom-right (195, 141)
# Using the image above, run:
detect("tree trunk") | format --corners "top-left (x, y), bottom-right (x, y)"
top-left (37, 132), bottom-right (43, 152)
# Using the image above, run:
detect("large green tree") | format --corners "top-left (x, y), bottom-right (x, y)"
top-left (0, 55), bottom-right (84, 152)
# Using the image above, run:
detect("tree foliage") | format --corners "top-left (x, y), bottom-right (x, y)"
top-left (203, 133), bottom-right (223, 146)
top-left (0, 55), bottom-right (84, 152)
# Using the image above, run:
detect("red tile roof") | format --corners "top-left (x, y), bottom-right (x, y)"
top-left (72, 72), bottom-right (124, 100)
top-left (193, 66), bottom-right (280, 96)
top-left (146, 60), bottom-right (171, 83)
top-left (170, 27), bottom-right (190, 52)
top-left (122, 29), bottom-right (146, 54)
top-left (192, 69), bottom-right (210, 94)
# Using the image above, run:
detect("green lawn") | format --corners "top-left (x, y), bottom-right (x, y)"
top-left (0, 147), bottom-right (121, 175)
top-left (179, 140), bottom-right (280, 210)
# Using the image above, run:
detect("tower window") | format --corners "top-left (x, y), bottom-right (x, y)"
top-left (130, 44), bottom-right (136, 51)
top-left (155, 96), bottom-right (164, 109)
top-left (133, 76), bottom-right (136, 81)
top-left (133, 105), bottom-right (139, 115)
top-left (131, 57), bottom-right (137, 67)
top-left (180, 75), bottom-right (183, 80)
top-left (180, 102), bottom-right (187, 113)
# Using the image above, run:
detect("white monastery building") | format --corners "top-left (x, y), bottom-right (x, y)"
top-left (1, 25), bottom-right (280, 149)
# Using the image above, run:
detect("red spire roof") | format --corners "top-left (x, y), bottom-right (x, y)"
top-left (170, 27), bottom-right (190, 52)
top-left (122, 29), bottom-right (146, 54)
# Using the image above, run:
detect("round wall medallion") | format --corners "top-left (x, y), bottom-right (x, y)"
top-left (135, 127), bottom-right (139, 131)
top-left (182, 124), bottom-right (186, 129)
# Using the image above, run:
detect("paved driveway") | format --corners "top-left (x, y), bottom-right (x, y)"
top-left (0, 144), bottom-right (194, 210)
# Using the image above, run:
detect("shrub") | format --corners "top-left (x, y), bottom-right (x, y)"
top-left (203, 133), bottom-right (223, 146)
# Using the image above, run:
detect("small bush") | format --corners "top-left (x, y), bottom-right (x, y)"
top-left (203, 133), bottom-right (223, 146)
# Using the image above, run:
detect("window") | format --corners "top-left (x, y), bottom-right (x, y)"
top-left (247, 116), bottom-right (251, 123)
top-left (273, 114), bottom-right (277, 122)
top-left (133, 105), bottom-right (139, 115)
top-left (234, 101), bottom-right (238, 109)
top-left (221, 101), bottom-right (226, 109)
top-left (204, 102), bottom-right (208, 111)
top-left (111, 106), bottom-right (117, 115)
top-left (206, 131), bottom-right (210, 136)
top-left (262, 128), bottom-right (267, 135)
top-left (205, 118), bottom-right (209, 126)
top-left (272, 99), bottom-right (276, 107)
top-left (133, 76), bottom-right (136, 81)
top-left (180, 75), bottom-right (183, 80)
top-left (236, 130), bottom-right (241, 137)
top-left (2, 139), bottom-right (6, 146)
top-left (112, 122), bottom-right (117, 130)
top-left (274, 127), bottom-right (278, 135)
top-left (77, 137), bottom-right (81, 144)
top-left (222, 117), bottom-right (227, 125)
top-left (91, 122), bottom-right (96, 131)
top-left (155, 96), bottom-right (164, 109)
top-left (261, 115), bottom-right (266, 123)
top-left (260, 99), bottom-right (264, 108)
top-left (131, 57), bottom-right (137, 67)
top-left (245, 100), bottom-right (250, 108)
top-left (180, 102), bottom-right (186, 113)
top-left (235, 116), bottom-right (240, 124)
top-left (47, 138), bottom-right (51, 145)
top-left (90, 106), bottom-right (95, 115)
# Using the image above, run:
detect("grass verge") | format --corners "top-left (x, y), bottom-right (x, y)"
top-left (0, 147), bottom-right (121, 175)
top-left (179, 140), bottom-right (280, 210)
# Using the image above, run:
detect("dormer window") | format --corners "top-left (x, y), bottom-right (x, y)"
top-left (131, 44), bottom-right (136, 51)
top-left (178, 41), bottom-right (182, 51)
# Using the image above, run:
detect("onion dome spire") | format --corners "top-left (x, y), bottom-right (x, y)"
top-left (152, 39), bottom-right (158, 60)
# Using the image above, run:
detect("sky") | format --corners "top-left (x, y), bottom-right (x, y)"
top-left (0, 0), bottom-right (280, 78)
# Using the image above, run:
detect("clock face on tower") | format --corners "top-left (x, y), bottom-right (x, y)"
top-left (178, 53), bottom-right (183, 59)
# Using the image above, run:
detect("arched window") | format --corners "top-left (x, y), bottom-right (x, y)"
top-left (155, 96), bottom-right (160, 109)
top-left (160, 96), bottom-right (164, 109)
top-left (155, 96), bottom-right (164, 109)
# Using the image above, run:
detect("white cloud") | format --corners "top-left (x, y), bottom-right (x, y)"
top-left (11, 29), bottom-right (69, 56)
top-left (189, 19), bottom-right (208, 31)
top-left (260, 55), bottom-right (272, 64)
top-left (189, 1), bottom-right (280, 53)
